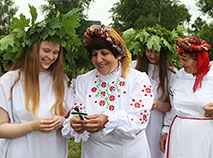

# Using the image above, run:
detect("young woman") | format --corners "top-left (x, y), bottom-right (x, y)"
top-left (62, 24), bottom-right (154, 158)
top-left (0, 6), bottom-right (77, 158)
top-left (135, 46), bottom-right (175, 158)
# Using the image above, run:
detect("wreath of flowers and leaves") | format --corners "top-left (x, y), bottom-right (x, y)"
top-left (122, 24), bottom-right (185, 62)
top-left (0, 5), bottom-right (82, 79)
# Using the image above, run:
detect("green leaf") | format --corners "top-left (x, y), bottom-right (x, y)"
top-left (29, 5), bottom-right (38, 25)
top-left (146, 35), bottom-right (161, 52)
top-left (0, 35), bottom-right (15, 50)
top-left (9, 14), bottom-right (30, 30)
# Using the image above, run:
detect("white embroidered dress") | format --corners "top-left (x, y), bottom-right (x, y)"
top-left (145, 64), bottom-right (174, 158)
top-left (0, 70), bottom-right (72, 158)
top-left (166, 66), bottom-right (213, 158)
top-left (62, 67), bottom-right (154, 158)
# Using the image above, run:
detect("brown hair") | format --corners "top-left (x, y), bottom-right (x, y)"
top-left (136, 47), bottom-right (169, 99)
top-left (10, 41), bottom-right (67, 117)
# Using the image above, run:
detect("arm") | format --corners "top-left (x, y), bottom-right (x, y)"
top-left (0, 107), bottom-right (65, 139)
top-left (160, 133), bottom-right (168, 153)
top-left (203, 103), bottom-right (213, 117)
top-left (100, 72), bottom-right (154, 139)
top-left (152, 96), bottom-right (171, 112)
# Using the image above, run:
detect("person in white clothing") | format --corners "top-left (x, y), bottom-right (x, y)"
top-left (124, 26), bottom-right (178, 158)
top-left (0, 6), bottom-right (77, 158)
top-left (160, 37), bottom-right (213, 158)
top-left (62, 24), bottom-right (154, 158)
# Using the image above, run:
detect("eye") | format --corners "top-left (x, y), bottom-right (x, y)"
top-left (53, 51), bottom-right (59, 55)
top-left (101, 51), bottom-right (109, 56)
top-left (43, 48), bottom-right (49, 53)
top-left (91, 51), bottom-right (98, 57)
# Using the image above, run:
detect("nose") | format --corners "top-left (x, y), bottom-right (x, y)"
top-left (47, 52), bottom-right (54, 59)
top-left (96, 53), bottom-right (103, 63)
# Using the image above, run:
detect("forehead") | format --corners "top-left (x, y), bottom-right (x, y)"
top-left (40, 41), bottom-right (60, 49)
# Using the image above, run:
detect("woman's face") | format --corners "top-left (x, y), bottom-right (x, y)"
top-left (39, 41), bottom-right (60, 72)
top-left (178, 55), bottom-right (197, 75)
top-left (91, 49), bottom-right (121, 75)
top-left (145, 47), bottom-right (160, 64)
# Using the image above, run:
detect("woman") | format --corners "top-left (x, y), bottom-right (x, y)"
top-left (163, 37), bottom-right (213, 158)
top-left (0, 7), bottom-right (77, 158)
top-left (62, 25), bottom-right (154, 158)
top-left (136, 46), bottom-right (175, 158)
top-left (127, 26), bottom-right (177, 158)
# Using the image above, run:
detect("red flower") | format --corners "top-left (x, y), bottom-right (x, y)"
top-left (110, 86), bottom-right (116, 92)
top-left (146, 88), bottom-right (151, 93)
top-left (134, 103), bottom-right (140, 108)
top-left (101, 82), bottom-right (107, 88)
top-left (109, 95), bottom-right (115, 101)
top-left (143, 114), bottom-right (147, 120)
top-left (91, 87), bottom-right (97, 92)
top-left (109, 105), bottom-right (115, 111)
top-left (119, 81), bottom-right (125, 86)
top-left (101, 91), bottom-right (106, 97)
top-left (99, 100), bottom-right (105, 106)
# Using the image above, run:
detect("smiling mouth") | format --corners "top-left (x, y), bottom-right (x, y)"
top-left (97, 63), bottom-right (107, 68)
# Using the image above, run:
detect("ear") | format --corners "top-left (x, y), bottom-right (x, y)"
top-left (117, 55), bottom-right (122, 60)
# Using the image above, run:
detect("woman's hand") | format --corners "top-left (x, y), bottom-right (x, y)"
top-left (83, 114), bottom-right (108, 133)
top-left (152, 99), bottom-right (171, 112)
top-left (203, 103), bottom-right (213, 117)
top-left (70, 116), bottom-right (85, 134)
top-left (33, 115), bottom-right (65, 133)
top-left (160, 133), bottom-right (168, 153)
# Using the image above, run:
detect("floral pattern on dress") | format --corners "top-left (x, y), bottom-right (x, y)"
top-left (89, 75), bottom-right (126, 111)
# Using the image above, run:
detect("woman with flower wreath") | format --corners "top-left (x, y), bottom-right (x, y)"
top-left (160, 37), bottom-right (213, 158)
top-left (62, 24), bottom-right (154, 158)
top-left (0, 6), bottom-right (78, 158)
top-left (124, 25), bottom-right (178, 158)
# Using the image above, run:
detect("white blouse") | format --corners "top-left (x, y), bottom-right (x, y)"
top-left (0, 70), bottom-right (72, 158)
top-left (62, 66), bottom-right (154, 158)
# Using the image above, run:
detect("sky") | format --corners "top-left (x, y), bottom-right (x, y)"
top-left (14, 0), bottom-right (212, 25)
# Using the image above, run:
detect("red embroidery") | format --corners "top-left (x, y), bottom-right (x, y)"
top-left (146, 88), bottom-right (151, 93)
top-left (101, 82), bottom-right (107, 88)
top-left (109, 105), bottom-right (115, 111)
top-left (101, 91), bottom-right (106, 97)
top-left (91, 87), bottom-right (97, 92)
top-left (134, 103), bottom-right (140, 108)
top-left (109, 86), bottom-right (116, 92)
top-left (109, 95), bottom-right (115, 101)
top-left (119, 81), bottom-right (125, 86)
top-left (99, 100), bottom-right (105, 106)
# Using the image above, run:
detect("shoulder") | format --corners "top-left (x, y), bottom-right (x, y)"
top-left (76, 69), bottom-right (96, 81)
top-left (0, 70), bottom-right (19, 83)
top-left (128, 68), bottom-right (150, 83)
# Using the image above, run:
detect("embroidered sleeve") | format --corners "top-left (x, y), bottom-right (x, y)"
top-left (61, 75), bottom-right (89, 142)
top-left (102, 71), bottom-right (154, 138)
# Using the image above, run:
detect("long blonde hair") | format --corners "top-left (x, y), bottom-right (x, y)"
top-left (10, 41), bottom-right (67, 117)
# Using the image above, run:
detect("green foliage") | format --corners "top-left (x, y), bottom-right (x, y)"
top-left (68, 139), bottom-right (81, 158)
top-left (0, 5), bottom-right (82, 79)
top-left (41, 0), bottom-right (95, 78)
top-left (123, 24), bottom-right (185, 63)
top-left (197, 22), bottom-right (213, 61)
top-left (191, 17), bottom-right (207, 36)
top-left (196, 0), bottom-right (213, 17)
top-left (110, 0), bottom-right (191, 31)
top-left (0, 0), bottom-right (18, 35)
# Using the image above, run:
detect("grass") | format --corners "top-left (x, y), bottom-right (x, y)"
top-left (68, 138), bottom-right (81, 158)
